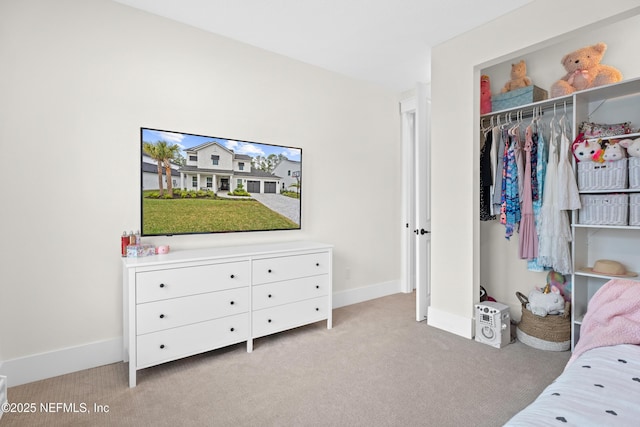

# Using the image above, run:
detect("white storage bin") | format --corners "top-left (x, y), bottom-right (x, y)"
top-left (630, 193), bottom-right (640, 226)
top-left (579, 193), bottom-right (629, 226)
top-left (578, 158), bottom-right (628, 191)
top-left (629, 157), bottom-right (640, 189)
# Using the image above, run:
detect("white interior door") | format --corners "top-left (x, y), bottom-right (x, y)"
top-left (400, 83), bottom-right (431, 322)
top-left (400, 97), bottom-right (416, 296)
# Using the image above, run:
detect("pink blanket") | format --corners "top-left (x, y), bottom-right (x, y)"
top-left (567, 279), bottom-right (640, 367)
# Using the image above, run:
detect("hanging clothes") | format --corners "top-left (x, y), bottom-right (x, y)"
top-left (480, 129), bottom-right (495, 221)
top-left (493, 126), bottom-right (507, 215)
top-left (556, 115), bottom-right (581, 211)
top-left (499, 127), bottom-right (510, 225)
top-left (537, 117), bottom-right (572, 274)
top-left (528, 119), bottom-right (548, 272)
top-left (489, 123), bottom-right (499, 216)
top-left (504, 126), bottom-right (521, 239)
top-left (519, 125), bottom-right (538, 259)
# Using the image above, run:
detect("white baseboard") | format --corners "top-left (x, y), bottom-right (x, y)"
top-left (0, 281), bottom-right (402, 387)
top-left (332, 280), bottom-right (403, 309)
top-left (0, 338), bottom-right (122, 387)
top-left (427, 306), bottom-right (474, 339)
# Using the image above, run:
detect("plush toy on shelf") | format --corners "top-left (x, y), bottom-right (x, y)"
top-left (550, 42), bottom-right (623, 98)
top-left (500, 60), bottom-right (532, 93)
top-left (619, 138), bottom-right (640, 157)
top-left (572, 135), bottom-right (604, 163)
top-left (602, 141), bottom-right (626, 161)
top-left (480, 75), bottom-right (492, 114)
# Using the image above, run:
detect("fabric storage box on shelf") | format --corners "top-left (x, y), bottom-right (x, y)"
top-left (630, 157), bottom-right (640, 189)
top-left (578, 158), bottom-right (628, 191)
top-left (579, 193), bottom-right (629, 226)
top-left (630, 193), bottom-right (640, 226)
top-left (491, 85), bottom-right (548, 112)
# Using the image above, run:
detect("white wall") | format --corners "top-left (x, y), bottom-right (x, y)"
top-left (0, 0), bottom-right (401, 382)
top-left (428, 0), bottom-right (640, 338)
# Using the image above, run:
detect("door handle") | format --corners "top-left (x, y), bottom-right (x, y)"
top-left (414, 228), bottom-right (431, 235)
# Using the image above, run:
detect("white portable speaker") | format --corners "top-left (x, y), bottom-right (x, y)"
top-left (474, 302), bottom-right (511, 348)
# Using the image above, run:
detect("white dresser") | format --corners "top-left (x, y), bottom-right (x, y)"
top-left (122, 241), bottom-right (332, 387)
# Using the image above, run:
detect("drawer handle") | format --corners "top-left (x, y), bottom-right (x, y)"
top-left (230, 327), bottom-right (235, 332)
top-left (159, 314), bottom-right (165, 319)
top-left (159, 283), bottom-right (165, 288)
top-left (230, 301), bottom-right (235, 305)
top-left (230, 274), bottom-right (235, 279)
top-left (316, 285), bottom-right (320, 289)
top-left (268, 294), bottom-right (272, 298)
top-left (160, 344), bottom-right (165, 349)
top-left (316, 263), bottom-right (320, 267)
top-left (268, 319), bottom-right (272, 323)
top-left (268, 269), bottom-right (272, 273)
top-left (315, 308), bottom-right (320, 311)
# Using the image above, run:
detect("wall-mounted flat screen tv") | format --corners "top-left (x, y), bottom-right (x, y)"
top-left (141, 127), bottom-right (302, 236)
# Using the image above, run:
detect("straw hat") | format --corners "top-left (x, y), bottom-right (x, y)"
top-left (578, 259), bottom-right (637, 277)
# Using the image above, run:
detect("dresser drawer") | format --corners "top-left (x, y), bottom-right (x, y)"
top-left (252, 275), bottom-right (329, 310)
top-left (137, 287), bottom-right (249, 335)
top-left (252, 296), bottom-right (328, 338)
top-left (252, 251), bottom-right (330, 285)
top-left (137, 313), bottom-right (249, 367)
top-left (136, 261), bottom-right (249, 303)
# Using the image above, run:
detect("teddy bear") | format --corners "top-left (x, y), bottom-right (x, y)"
top-left (550, 42), bottom-right (622, 98)
top-left (572, 136), bottom-right (604, 162)
top-left (602, 141), bottom-right (626, 161)
top-left (501, 60), bottom-right (532, 93)
top-left (619, 138), bottom-right (640, 157)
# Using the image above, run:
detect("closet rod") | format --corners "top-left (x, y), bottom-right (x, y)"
top-left (485, 101), bottom-right (572, 121)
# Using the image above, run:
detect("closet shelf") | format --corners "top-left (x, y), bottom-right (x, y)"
top-left (574, 76), bottom-right (640, 103)
top-left (584, 131), bottom-right (640, 142)
top-left (577, 188), bottom-right (640, 194)
top-left (572, 223), bottom-right (640, 230)
top-left (574, 271), bottom-right (640, 281)
top-left (480, 94), bottom-right (573, 118)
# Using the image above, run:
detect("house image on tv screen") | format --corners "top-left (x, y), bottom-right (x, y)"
top-left (142, 152), bottom-right (181, 190)
top-left (273, 158), bottom-right (301, 193)
top-left (180, 141), bottom-right (283, 194)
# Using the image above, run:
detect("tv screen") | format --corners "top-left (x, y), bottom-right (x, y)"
top-left (141, 127), bottom-right (302, 236)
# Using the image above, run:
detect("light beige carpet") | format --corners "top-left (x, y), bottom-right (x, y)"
top-left (1, 292), bottom-right (570, 426)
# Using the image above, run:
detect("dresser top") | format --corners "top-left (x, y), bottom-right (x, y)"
top-left (122, 240), bottom-right (333, 269)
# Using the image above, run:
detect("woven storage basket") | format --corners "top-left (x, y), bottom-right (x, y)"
top-left (578, 193), bottom-right (628, 225)
top-left (630, 193), bottom-right (640, 226)
top-left (515, 292), bottom-right (571, 352)
top-left (577, 158), bottom-right (628, 191)
top-left (630, 157), bottom-right (640, 189)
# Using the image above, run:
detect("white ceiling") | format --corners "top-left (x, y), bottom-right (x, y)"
top-left (112, 0), bottom-right (531, 92)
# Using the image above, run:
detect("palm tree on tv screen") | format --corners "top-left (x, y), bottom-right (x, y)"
top-left (143, 140), bottom-right (181, 198)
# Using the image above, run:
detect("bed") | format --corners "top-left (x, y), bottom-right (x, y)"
top-left (505, 278), bottom-right (640, 426)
